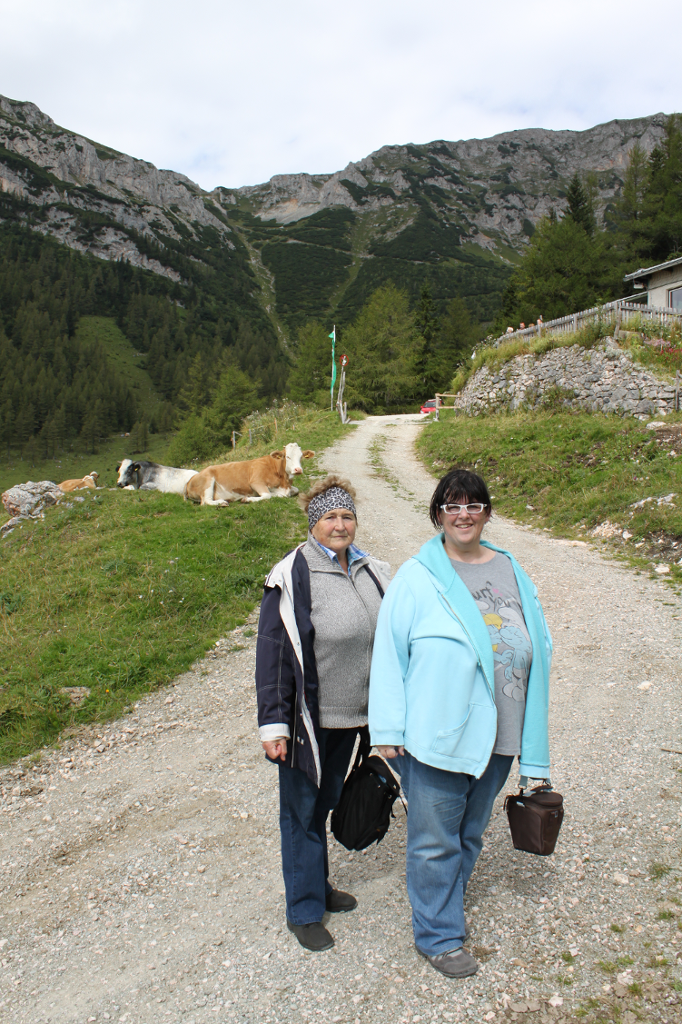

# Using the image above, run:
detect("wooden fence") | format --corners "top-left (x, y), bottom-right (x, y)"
top-left (494, 299), bottom-right (682, 346)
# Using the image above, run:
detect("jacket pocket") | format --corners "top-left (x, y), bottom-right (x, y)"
top-left (430, 703), bottom-right (497, 761)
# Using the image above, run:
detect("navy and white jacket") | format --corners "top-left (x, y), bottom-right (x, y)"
top-left (255, 542), bottom-right (391, 786)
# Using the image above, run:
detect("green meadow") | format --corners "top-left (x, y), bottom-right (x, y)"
top-left (0, 407), bottom-right (352, 763)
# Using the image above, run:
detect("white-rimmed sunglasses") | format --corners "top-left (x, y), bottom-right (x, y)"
top-left (440, 503), bottom-right (488, 516)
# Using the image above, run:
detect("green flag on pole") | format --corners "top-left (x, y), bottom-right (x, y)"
top-left (329, 326), bottom-right (336, 408)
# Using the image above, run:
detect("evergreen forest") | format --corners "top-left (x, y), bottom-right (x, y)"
top-left (0, 222), bottom-right (285, 462)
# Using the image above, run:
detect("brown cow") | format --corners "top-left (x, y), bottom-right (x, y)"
top-left (184, 443), bottom-right (314, 506)
top-left (59, 472), bottom-right (99, 492)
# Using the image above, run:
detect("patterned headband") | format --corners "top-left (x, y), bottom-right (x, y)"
top-left (307, 486), bottom-right (357, 529)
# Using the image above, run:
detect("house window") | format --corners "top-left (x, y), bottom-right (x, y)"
top-left (669, 287), bottom-right (682, 310)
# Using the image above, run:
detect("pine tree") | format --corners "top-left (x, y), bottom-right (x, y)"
top-left (210, 366), bottom-right (258, 441)
top-left (566, 173), bottom-right (596, 235)
top-left (493, 216), bottom-right (621, 328)
top-left (438, 298), bottom-right (477, 375)
top-left (343, 285), bottom-right (421, 412)
top-left (288, 322), bottom-right (335, 405)
top-left (415, 281), bottom-right (437, 342)
top-left (611, 144), bottom-right (649, 263)
top-left (643, 114), bottom-right (682, 260)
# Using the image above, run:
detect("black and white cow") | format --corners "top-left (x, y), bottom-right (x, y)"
top-left (116, 459), bottom-right (198, 495)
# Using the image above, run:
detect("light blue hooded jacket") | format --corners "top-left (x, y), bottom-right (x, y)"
top-left (368, 534), bottom-right (553, 780)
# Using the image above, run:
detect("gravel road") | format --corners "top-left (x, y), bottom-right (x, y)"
top-left (2, 415), bottom-right (682, 1024)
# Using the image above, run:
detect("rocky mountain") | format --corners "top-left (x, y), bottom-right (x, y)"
top-left (0, 95), bottom-right (669, 337)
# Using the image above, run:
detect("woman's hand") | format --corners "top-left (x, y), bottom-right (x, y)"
top-left (377, 745), bottom-right (404, 759)
top-left (262, 739), bottom-right (288, 761)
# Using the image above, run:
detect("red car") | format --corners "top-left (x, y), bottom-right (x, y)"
top-left (420, 399), bottom-right (438, 415)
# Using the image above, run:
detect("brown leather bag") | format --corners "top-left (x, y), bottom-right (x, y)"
top-left (504, 783), bottom-right (564, 856)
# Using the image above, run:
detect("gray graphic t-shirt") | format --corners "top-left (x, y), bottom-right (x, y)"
top-left (449, 552), bottom-right (532, 756)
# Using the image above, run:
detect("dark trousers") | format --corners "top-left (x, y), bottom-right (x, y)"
top-left (278, 727), bottom-right (358, 925)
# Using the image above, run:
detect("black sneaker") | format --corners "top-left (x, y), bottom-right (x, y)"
top-left (287, 920), bottom-right (334, 951)
top-left (325, 889), bottom-right (358, 913)
top-left (416, 944), bottom-right (479, 978)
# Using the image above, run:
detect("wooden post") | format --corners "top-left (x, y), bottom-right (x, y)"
top-left (336, 355), bottom-right (349, 424)
top-left (249, 429), bottom-right (253, 446)
top-left (676, 371), bottom-right (680, 412)
top-left (435, 394), bottom-right (441, 422)
top-left (232, 431), bottom-right (237, 450)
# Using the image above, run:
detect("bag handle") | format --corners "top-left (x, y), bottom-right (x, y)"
top-left (519, 775), bottom-right (553, 792)
top-left (349, 725), bottom-right (371, 772)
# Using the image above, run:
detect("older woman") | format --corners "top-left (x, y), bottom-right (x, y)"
top-left (369, 469), bottom-right (552, 979)
top-left (255, 475), bottom-right (391, 952)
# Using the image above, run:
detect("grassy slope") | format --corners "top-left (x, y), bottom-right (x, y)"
top-left (0, 408), bottom-right (352, 763)
top-left (417, 409), bottom-right (682, 585)
top-left (74, 315), bottom-right (163, 417)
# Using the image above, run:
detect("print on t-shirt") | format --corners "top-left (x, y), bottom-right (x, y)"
top-left (475, 581), bottom-right (532, 702)
top-left (450, 552), bottom-right (532, 755)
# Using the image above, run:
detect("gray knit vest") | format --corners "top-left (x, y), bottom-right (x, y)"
top-left (303, 537), bottom-right (383, 729)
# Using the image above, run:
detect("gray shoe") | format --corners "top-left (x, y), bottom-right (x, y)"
top-left (417, 945), bottom-right (479, 978)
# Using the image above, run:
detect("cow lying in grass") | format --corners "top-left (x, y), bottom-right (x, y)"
top-left (116, 460), bottom-right (197, 494)
top-left (59, 472), bottom-right (99, 492)
top-left (184, 443), bottom-right (315, 506)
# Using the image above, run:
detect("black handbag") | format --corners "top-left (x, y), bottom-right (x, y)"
top-left (504, 781), bottom-right (564, 856)
top-left (331, 727), bottom-right (403, 851)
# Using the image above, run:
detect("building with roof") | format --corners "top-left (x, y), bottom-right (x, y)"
top-left (623, 256), bottom-right (682, 310)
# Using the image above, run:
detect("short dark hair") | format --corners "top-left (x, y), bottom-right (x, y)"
top-left (429, 468), bottom-right (492, 528)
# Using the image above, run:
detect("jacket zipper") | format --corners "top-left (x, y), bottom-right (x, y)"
top-left (291, 692), bottom-right (298, 766)
top-left (439, 591), bottom-right (495, 699)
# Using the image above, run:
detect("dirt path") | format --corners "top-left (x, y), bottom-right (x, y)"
top-left (2, 415), bottom-right (682, 1024)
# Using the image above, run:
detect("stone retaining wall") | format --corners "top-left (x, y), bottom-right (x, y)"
top-left (453, 339), bottom-right (676, 417)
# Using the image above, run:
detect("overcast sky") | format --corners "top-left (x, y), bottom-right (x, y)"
top-left (1, 0), bottom-right (680, 191)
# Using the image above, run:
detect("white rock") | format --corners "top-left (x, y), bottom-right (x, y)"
top-left (613, 872), bottom-right (629, 885)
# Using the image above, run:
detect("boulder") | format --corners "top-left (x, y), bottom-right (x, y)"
top-left (1, 480), bottom-right (63, 517)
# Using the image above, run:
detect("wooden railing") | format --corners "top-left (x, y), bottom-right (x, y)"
top-left (493, 299), bottom-right (682, 346)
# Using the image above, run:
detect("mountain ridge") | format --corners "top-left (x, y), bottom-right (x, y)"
top-left (0, 95), bottom-right (670, 336)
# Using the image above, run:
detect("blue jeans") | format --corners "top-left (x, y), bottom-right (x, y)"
top-left (278, 727), bottom-right (358, 925)
top-left (401, 752), bottom-right (514, 956)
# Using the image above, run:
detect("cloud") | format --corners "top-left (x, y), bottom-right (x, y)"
top-left (0, 0), bottom-right (679, 189)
